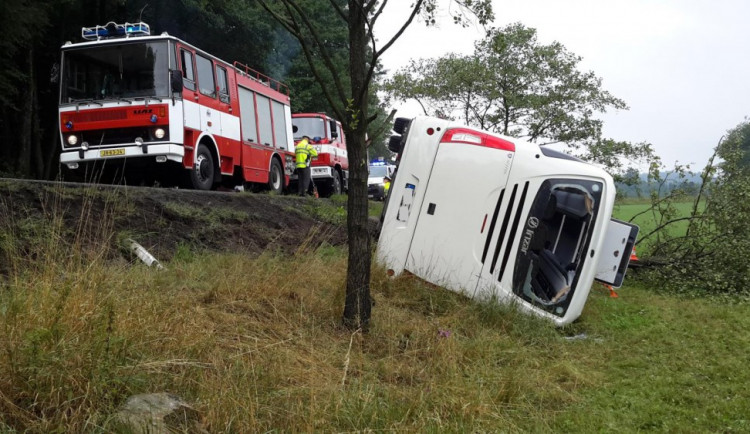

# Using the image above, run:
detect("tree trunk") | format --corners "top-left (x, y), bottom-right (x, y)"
top-left (342, 0), bottom-right (371, 330)
top-left (31, 49), bottom-right (44, 178)
top-left (17, 49), bottom-right (33, 176)
top-left (0, 106), bottom-right (8, 169)
top-left (44, 121), bottom-right (60, 180)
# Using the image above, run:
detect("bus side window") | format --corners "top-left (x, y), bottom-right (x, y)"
top-left (180, 49), bottom-right (196, 91)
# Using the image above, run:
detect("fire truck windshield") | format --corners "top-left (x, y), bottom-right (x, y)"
top-left (60, 41), bottom-right (169, 104)
top-left (292, 117), bottom-right (326, 141)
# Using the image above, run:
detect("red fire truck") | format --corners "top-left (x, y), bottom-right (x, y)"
top-left (290, 113), bottom-right (348, 197)
top-left (58, 21), bottom-right (295, 191)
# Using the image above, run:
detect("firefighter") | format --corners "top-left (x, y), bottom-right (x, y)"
top-left (295, 135), bottom-right (318, 196)
top-left (383, 176), bottom-right (391, 198)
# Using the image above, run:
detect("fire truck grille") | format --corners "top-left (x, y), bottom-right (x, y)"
top-left (69, 110), bottom-right (128, 123)
top-left (485, 181), bottom-right (530, 282)
top-left (64, 127), bottom-right (168, 148)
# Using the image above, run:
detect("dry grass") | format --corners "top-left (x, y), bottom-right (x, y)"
top-left (0, 200), bottom-right (575, 433)
top-left (2, 192), bottom-right (749, 432)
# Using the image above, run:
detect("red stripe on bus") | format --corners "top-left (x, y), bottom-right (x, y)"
top-left (440, 128), bottom-right (515, 152)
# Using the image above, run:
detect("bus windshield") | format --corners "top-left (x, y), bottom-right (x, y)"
top-left (60, 41), bottom-right (170, 104)
top-left (512, 178), bottom-right (603, 317)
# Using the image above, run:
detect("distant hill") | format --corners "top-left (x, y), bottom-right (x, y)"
top-left (616, 171), bottom-right (705, 198)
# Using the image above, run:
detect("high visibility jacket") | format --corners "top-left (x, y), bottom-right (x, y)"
top-left (384, 181), bottom-right (390, 194)
top-left (295, 139), bottom-right (318, 169)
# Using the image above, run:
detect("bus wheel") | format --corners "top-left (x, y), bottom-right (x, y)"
top-left (268, 159), bottom-right (284, 194)
top-left (190, 144), bottom-right (215, 190)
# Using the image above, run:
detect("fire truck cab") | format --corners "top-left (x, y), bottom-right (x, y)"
top-left (291, 113), bottom-right (348, 197)
top-left (58, 21), bottom-right (295, 191)
top-left (376, 116), bottom-right (638, 326)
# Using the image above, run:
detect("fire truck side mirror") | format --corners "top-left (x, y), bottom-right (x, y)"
top-left (329, 120), bottom-right (338, 138)
top-left (170, 69), bottom-right (183, 93)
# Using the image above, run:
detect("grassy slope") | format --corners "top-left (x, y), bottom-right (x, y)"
top-left (2, 196), bottom-right (747, 432)
top-left (2, 252), bottom-right (749, 432)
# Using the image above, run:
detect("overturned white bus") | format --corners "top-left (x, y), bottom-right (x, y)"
top-left (376, 116), bottom-right (638, 326)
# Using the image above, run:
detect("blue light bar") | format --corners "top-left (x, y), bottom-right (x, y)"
top-left (81, 21), bottom-right (151, 41)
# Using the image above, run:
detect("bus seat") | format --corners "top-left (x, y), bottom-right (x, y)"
top-left (531, 249), bottom-right (570, 302)
top-left (552, 189), bottom-right (590, 219)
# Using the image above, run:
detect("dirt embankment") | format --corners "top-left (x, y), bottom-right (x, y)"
top-left (0, 180), bottom-right (350, 269)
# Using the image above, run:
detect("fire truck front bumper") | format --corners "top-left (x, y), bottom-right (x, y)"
top-left (290, 166), bottom-right (334, 181)
top-left (60, 143), bottom-right (185, 169)
top-left (311, 166), bottom-right (334, 179)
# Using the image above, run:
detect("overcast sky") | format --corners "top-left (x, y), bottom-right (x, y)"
top-left (376, 0), bottom-right (750, 169)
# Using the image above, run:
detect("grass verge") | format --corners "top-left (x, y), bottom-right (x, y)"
top-left (1, 193), bottom-right (747, 432)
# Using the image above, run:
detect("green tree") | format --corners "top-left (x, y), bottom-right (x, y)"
top-left (722, 118), bottom-right (750, 172)
top-left (387, 23), bottom-right (626, 144)
top-left (385, 22), bottom-right (656, 179)
top-left (635, 120), bottom-right (750, 295)
top-left (280, 0), bottom-right (392, 151)
top-left (257, 0), bottom-right (494, 329)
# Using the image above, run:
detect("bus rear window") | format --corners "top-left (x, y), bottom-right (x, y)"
top-left (512, 179), bottom-right (603, 317)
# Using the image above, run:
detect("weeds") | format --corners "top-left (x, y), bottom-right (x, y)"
top-left (1, 189), bottom-right (749, 432)
top-left (163, 201), bottom-right (248, 228)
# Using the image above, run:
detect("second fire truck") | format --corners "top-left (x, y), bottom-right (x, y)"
top-left (291, 113), bottom-right (348, 197)
top-left (58, 21), bottom-right (295, 191)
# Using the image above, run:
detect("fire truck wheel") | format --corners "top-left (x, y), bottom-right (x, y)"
top-left (268, 159), bottom-right (284, 194)
top-left (190, 144), bottom-right (216, 190)
top-left (331, 170), bottom-right (342, 195)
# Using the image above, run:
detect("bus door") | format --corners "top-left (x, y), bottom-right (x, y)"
top-left (404, 132), bottom-right (515, 295)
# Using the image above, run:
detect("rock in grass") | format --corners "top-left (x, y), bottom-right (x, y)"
top-left (112, 392), bottom-right (207, 433)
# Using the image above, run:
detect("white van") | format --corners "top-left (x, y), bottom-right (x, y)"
top-left (376, 116), bottom-right (638, 326)
top-left (368, 159), bottom-right (396, 200)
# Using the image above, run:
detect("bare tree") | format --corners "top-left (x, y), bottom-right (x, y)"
top-left (257, 0), bottom-right (493, 330)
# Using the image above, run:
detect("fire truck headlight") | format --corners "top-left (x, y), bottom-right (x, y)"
top-left (154, 128), bottom-right (165, 139)
top-left (67, 135), bottom-right (78, 146)
top-left (80, 141), bottom-right (89, 151)
top-left (135, 137), bottom-right (144, 147)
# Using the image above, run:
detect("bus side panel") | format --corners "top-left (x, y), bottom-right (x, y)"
top-left (376, 118), bottom-right (448, 274)
top-left (404, 143), bottom-right (514, 296)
